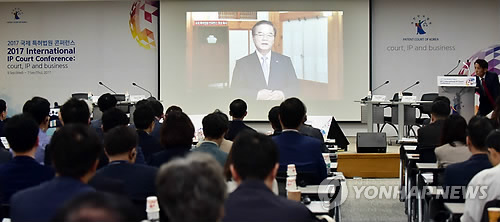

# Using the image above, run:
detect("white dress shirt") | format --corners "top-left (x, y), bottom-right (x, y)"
top-left (461, 163), bottom-right (500, 222)
top-left (255, 50), bottom-right (272, 85)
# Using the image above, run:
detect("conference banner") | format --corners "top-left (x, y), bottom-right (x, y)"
top-left (0, 1), bottom-right (159, 114)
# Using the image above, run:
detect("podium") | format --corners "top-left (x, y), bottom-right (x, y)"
top-left (437, 76), bottom-right (476, 121)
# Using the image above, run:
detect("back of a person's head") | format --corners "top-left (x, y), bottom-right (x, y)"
top-left (133, 105), bottom-right (155, 130)
top-left (97, 93), bottom-right (117, 113)
top-left (268, 106), bottom-right (281, 130)
top-left (104, 126), bottom-right (137, 157)
top-left (231, 132), bottom-right (278, 181)
top-left (486, 130), bottom-right (500, 153)
top-left (467, 116), bottom-right (494, 151)
top-left (433, 96), bottom-right (450, 106)
top-left (165, 105), bottom-right (182, 116)
top-left (148, 99), bottom-right (164, 118)
top-left (61, 98), bottom-right (90, 125)
top-left (23, 97), bottom-right (50, 126)
top-left (279, 97), bottom-right (306, 129)
top-left (441, 114), bottom-right (467, 146)
top-left (49, 124), bottom-right (102, 178)
top-left (52, 192), bottom-right (140, 222)
top-left (0, 99), bottom-right (6, 113)
top-left (229, 99), bottom-right (247, 119)
top-left (160, 111), bottom-right (194, 148)
top-left (156, 152), bottom-right (226, 222)
top-left (101, 108), bottom-right (129, 132)
top-left (431, 100), bottom-right (450, 119)
top-left (4, 114), bottom-right (39, 153)
top-left (202, 112), bottom-right (229, 139)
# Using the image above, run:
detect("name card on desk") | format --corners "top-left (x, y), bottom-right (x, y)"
top-left (371, 95), bottom-right (386, 102)
top-left (401, 96), bottom-right (417, 103)
top-left (437, 76), bottom-right (476, 87)
top-left (130, 95), bottom-right (147, 102)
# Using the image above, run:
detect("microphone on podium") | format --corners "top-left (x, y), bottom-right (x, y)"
top-left (98, 81), bottom-right (117, 94)
top-left (132, 82), bottom-right (153, 98)
top-left (445, 60), bottom-right (461, 76)
top-left (372, 80), bottom-right (390, 92)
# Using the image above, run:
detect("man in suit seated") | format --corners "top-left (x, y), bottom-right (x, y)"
top-left (223, 132), bottom-right (316, 222)
top-left (90, 93), bottom-right (117, 139)
top-left (0, 99), bottom-right (7, 137)
top-left (133, 104), bottom-right (163, 164)
top-left (444, 116), bottom-right (493, 189)
top-left (148, 99), bottom-right (164, 142)
top-left (272, 97), bottom-right (327, 185)
top-left (10, 124), bottom-right (102, 222)
top-left (23, 96), bottom-right (52, 164)
top-left (417, 98), bottom-right (450, 162)
top-left (156, 153), bottom-right (226, 222)
top-left (0, 114), bottom-right (54, 205)
top-left (268, 106), bottom-right (282, 136)
top-left (225, 99), bottom-right (256, 141)
top-left (231, 20), bottom-right (299, 100)
top-left (462, 130), bottom-right (500, 222)
top-left (474, 59), bottom-right (500, 116)
top-left (192, 111), bottom-right (229, 167)
top-left (90, 126), bottom-right (157, 216)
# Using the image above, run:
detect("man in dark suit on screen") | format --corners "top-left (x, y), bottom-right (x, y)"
top-left (231, 20), bottom-right (299, 100)
top-left (475, 59), bottom-right (500, 116)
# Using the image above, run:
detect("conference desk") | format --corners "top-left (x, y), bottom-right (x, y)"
top-left (358, 100), bottom-right (432, 141)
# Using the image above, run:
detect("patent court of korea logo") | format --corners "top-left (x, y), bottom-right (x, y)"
top-left (8, 8), bottom-right (27, 24)
top-left (411, 15), bottom-right (431, 35)
top-left (12, 8), bottom-right (23, 20)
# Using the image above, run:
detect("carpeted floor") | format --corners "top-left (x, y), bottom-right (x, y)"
top-left (340, 178), bottom-right (406, 222)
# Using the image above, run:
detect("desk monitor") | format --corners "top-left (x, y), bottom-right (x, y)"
top-left (327, 116), bottom-right (349, 150)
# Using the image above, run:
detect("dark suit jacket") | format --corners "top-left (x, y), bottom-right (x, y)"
top-left (149, 146), bottom-right (191, 168)
top-left (0, 147), bottom-right (11, 164)
top-left (417, 119), bottom-right (444, 147)
top-left (151, 119), bottom-right (162, 142)
top-left (10, 177), bottom-right (95, 222)
top-left (91, 161), bottom-right (157, 201)
top-left (90, 118), bottom-right (104, 140)
top-left (0, 156), bottom-right (54, 204)
top-left (0, 120), bottom-right (5, 137)
top-left (272, 131), bottom-right (328, 185)
top-left (223, 180), bottom-right (316, 222)
top-left (231, 52), bottom-right (299, 99)
top-left (444, 154), bottom-right (492, 187)
top-left (299, 124), bottom-right (328, 153)
top-left (476, 71), bottom-right (500, 116)
top-left (137, 130), bottom-right (163, 164)
top-left (225, 120), bottom-right (256, 141)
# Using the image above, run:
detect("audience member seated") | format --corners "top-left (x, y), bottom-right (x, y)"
top-left (444, 116), bottom-right (493, 188)
top-left (196, 110), bottom-right (233, 153)
top-left (99, 108), bottom-right (145, 168)
top-left (23, 96), bottom-right (51, 164)
top-left (417, 99), bottom-right (450, 162)
top-left (225, 99), bottom-right (256, 141)
top-left (462, 130), bottom-right (500, 222)
top-left (89, 126), bottom-right (157, 218)
top-left (148, 99), bottom-right (164, 142)
top-left (44, 98), bottom-right (92, 166)
top-left (0, 114), bottom-right (54, 204)
top-left (91, 93), bottom-right (117, 139)
top-left (434, 114), bottom-right (471, 168)
top-left (165, 105), bottom-right (182, 117)
top-left (192, 111), bottom-right (229, 167)
top-left (223, 132), bottom-right (316, 222)
top-left (268, 106), bottom-right (282, 136)
top-left (11, 124), bottom-right (102, 222)
top-left (52, 192), bottom-right (141, 222)
top-left (150, 111), bottom-right (193, 167)
top-left (156, 152), bottom-right (226, 222)
top-left (0, 99), bottom-right (7, 137)
top-left (223, 143), bottom-right (279, 195)
top-left (133, 104), bottom-right (163, 164)
top-left (300, 115), bottom-right (328, 153)
top-left (272, 97), bottom-right (327, 185)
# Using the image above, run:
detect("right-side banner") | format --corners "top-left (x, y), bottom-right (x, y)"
top-left (372, 0), bottom-right (500, 101)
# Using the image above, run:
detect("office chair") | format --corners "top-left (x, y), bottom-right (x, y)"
top-left (415, 93), bottom-right (439, 126)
